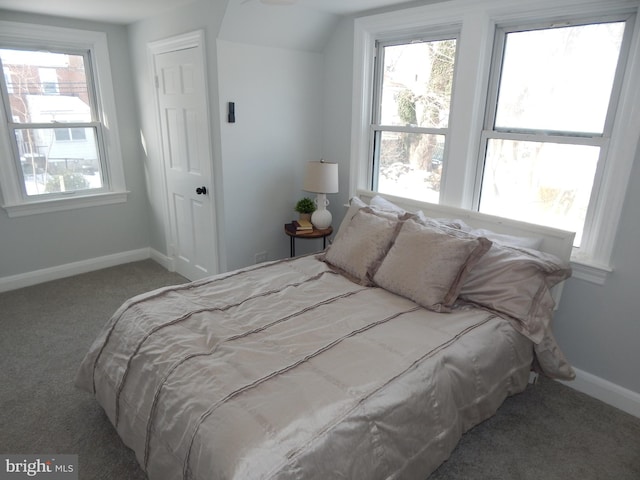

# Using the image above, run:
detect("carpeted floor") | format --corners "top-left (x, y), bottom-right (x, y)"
top-left (1, 260), bottom-right (639, 479)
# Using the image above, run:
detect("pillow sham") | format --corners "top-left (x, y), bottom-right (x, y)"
top-left (324, 208), bottom-right (403, 285)
top-left (459, 243), bottom-right (571, 343)
top-left (333, 196), bottom-right (367, 244)
top-left (373, 219), bottom-right (492, 312)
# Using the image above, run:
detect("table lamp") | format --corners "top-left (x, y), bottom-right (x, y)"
top-left (303, 160), bottom-right (339, 229)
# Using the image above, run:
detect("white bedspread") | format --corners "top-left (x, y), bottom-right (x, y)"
top-left (76, 255), bottom-right (533, 479)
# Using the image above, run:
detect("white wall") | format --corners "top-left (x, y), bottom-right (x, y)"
top-left (128, 0), bottom-right (330, 270)
top-left (219, 0), bottom-right (336, 53)
top-left (322, 17), bottom-right (356, 227)
top-left (0, 0), bottom-right (338, 282)
top-left (553, 143), bottom-right (640, 395)
top-left (0, 10), bottom-right (150, 280)
top-left (127, 0), bottom-right (229, 271)
top-left (217, 40), bottom-right (324, 268)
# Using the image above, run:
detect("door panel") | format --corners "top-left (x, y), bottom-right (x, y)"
top-left (155, 44), bottom-right (217, 280)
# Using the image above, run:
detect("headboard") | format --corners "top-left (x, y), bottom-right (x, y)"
top-left (356, 189), bottom-right (576, 305)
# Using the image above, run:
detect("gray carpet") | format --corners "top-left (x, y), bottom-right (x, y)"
top-left (1, 260), bottom-right (639, 479)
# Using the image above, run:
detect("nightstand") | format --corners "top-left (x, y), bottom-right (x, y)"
top-left (284, 223), bottom-right (333, 257)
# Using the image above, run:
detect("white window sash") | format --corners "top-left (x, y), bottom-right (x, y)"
top-left (0, 21), bottom-right (127, 217)
top-left (352, 0), bottom-right (640, 283)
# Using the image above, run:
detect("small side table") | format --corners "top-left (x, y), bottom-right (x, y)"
top-left (284, 223), bottom-right (333, 257)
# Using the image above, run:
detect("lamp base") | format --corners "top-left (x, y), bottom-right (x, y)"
top-left (311, 208), bottom-right (332, 229)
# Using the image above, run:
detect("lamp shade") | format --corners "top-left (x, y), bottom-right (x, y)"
top-left (303, 161), bottom-right (339, 194)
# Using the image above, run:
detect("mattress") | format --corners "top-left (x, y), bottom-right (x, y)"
top-left (76, 255), bottom-right (534, 480)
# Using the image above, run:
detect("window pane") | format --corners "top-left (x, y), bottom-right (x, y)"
top-left (17, 127), bottom-right (103, 196)
top-left (0, 49), bottom-right (91, 123)
top-left (480, 139), bottom-right (599, 245)
top-left (380, 39), bottom-right (456, 128)
top-left (376, 131), bottom-right (443, 203)
top-left (54, 128), bottom-right (71, 141)
top-left (495, 22), bottom-right (625, 134)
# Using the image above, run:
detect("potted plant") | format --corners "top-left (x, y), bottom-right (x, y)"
top-left (295, 197), bottom-right (316, 222)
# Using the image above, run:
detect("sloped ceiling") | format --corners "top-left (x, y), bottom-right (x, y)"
top-left (0, 0), bottom-right (419, 25)
top-left (219, 0), bottom-right (338, 53)
top-left (0, 0), bottom-right (199, 24)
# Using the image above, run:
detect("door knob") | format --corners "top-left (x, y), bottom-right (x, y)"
top-left (196, 186), bottom-right (207, 195)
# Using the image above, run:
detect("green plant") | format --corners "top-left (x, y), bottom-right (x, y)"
top-left (295, 197), bottom-right (316, 214)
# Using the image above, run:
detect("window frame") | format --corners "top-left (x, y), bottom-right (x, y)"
top-left (351, 0), bottom-right (640, 284)
top-left (0, 21), bottom-right (127, 217)
top-left (370, 33), bottom-right (459, 200)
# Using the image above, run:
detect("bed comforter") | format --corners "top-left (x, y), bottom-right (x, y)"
top-left (76, 255), bottom-right (534, 480)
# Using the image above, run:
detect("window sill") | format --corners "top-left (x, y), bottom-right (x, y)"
top-left (2, 191), bottom-right (129, 218)
top-left (570, 258), bottom-right (613, 285)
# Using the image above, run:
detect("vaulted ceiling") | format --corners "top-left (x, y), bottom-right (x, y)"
top-left (0, 0), bottom-right (420, 25)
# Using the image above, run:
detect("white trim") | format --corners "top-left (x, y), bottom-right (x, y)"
top-left (559, 367), bottom-right (640, 419)
top-left (147, 30), bottom-right (220, 279)
top-left (0, 248), bottom-right (152, 293)
top-left (149, 247), bottom-right (175, 272)
top-left (3, 191), bottom-right (128, 217)
top-left (147, 31), bottom-right (205, 275)
top-left (570, 259), bottom-right (613, 285)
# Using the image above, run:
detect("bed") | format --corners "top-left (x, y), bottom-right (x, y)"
top-left (76, 191), bottom-right (575, 480)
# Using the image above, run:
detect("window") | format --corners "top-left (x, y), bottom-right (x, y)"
top-left (371, 37), bottom-right (457, 203)
top-left (2, 49), bottom-right (103, 196)
top-left (479, 21), bottom-right (628, 247)
top-left (353, 0), bottom-right (640, 281)
top-left (0, 21), bottom-right (127, 217)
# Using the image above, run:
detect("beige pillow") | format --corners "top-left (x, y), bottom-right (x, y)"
top-left (324, 208), bottom-right (402, 285)
top-left (459, 244), bottom-right (571, 343)
top-left (333, 196), bottom-right (367, 244)
top-left (333, 197), bottom-right (403, 244)
top-left (373, 219), bottom-right (492, 312)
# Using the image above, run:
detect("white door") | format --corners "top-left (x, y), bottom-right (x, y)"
top-left (153, 36), bottom-right (218, 280)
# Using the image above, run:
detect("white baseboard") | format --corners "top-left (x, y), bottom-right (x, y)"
top-left (0, 248), bottom-right (157, 293)
top-left (149, 248), bottom-right (175, 272)
top-left (559, 368), bottom-right (640, 419)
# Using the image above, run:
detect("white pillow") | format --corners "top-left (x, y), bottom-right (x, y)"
top-left (369, 195), bottom-right (406, 214)
top-left (467, 227), bottom-right (542, 250)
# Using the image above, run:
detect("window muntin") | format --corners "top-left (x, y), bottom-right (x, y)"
top-left (479, 20), bottom-right (629, 246)
top-left (371, 38), bottom-right (457, 203)
top-left (0, 48), bottom-right (105, 198)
